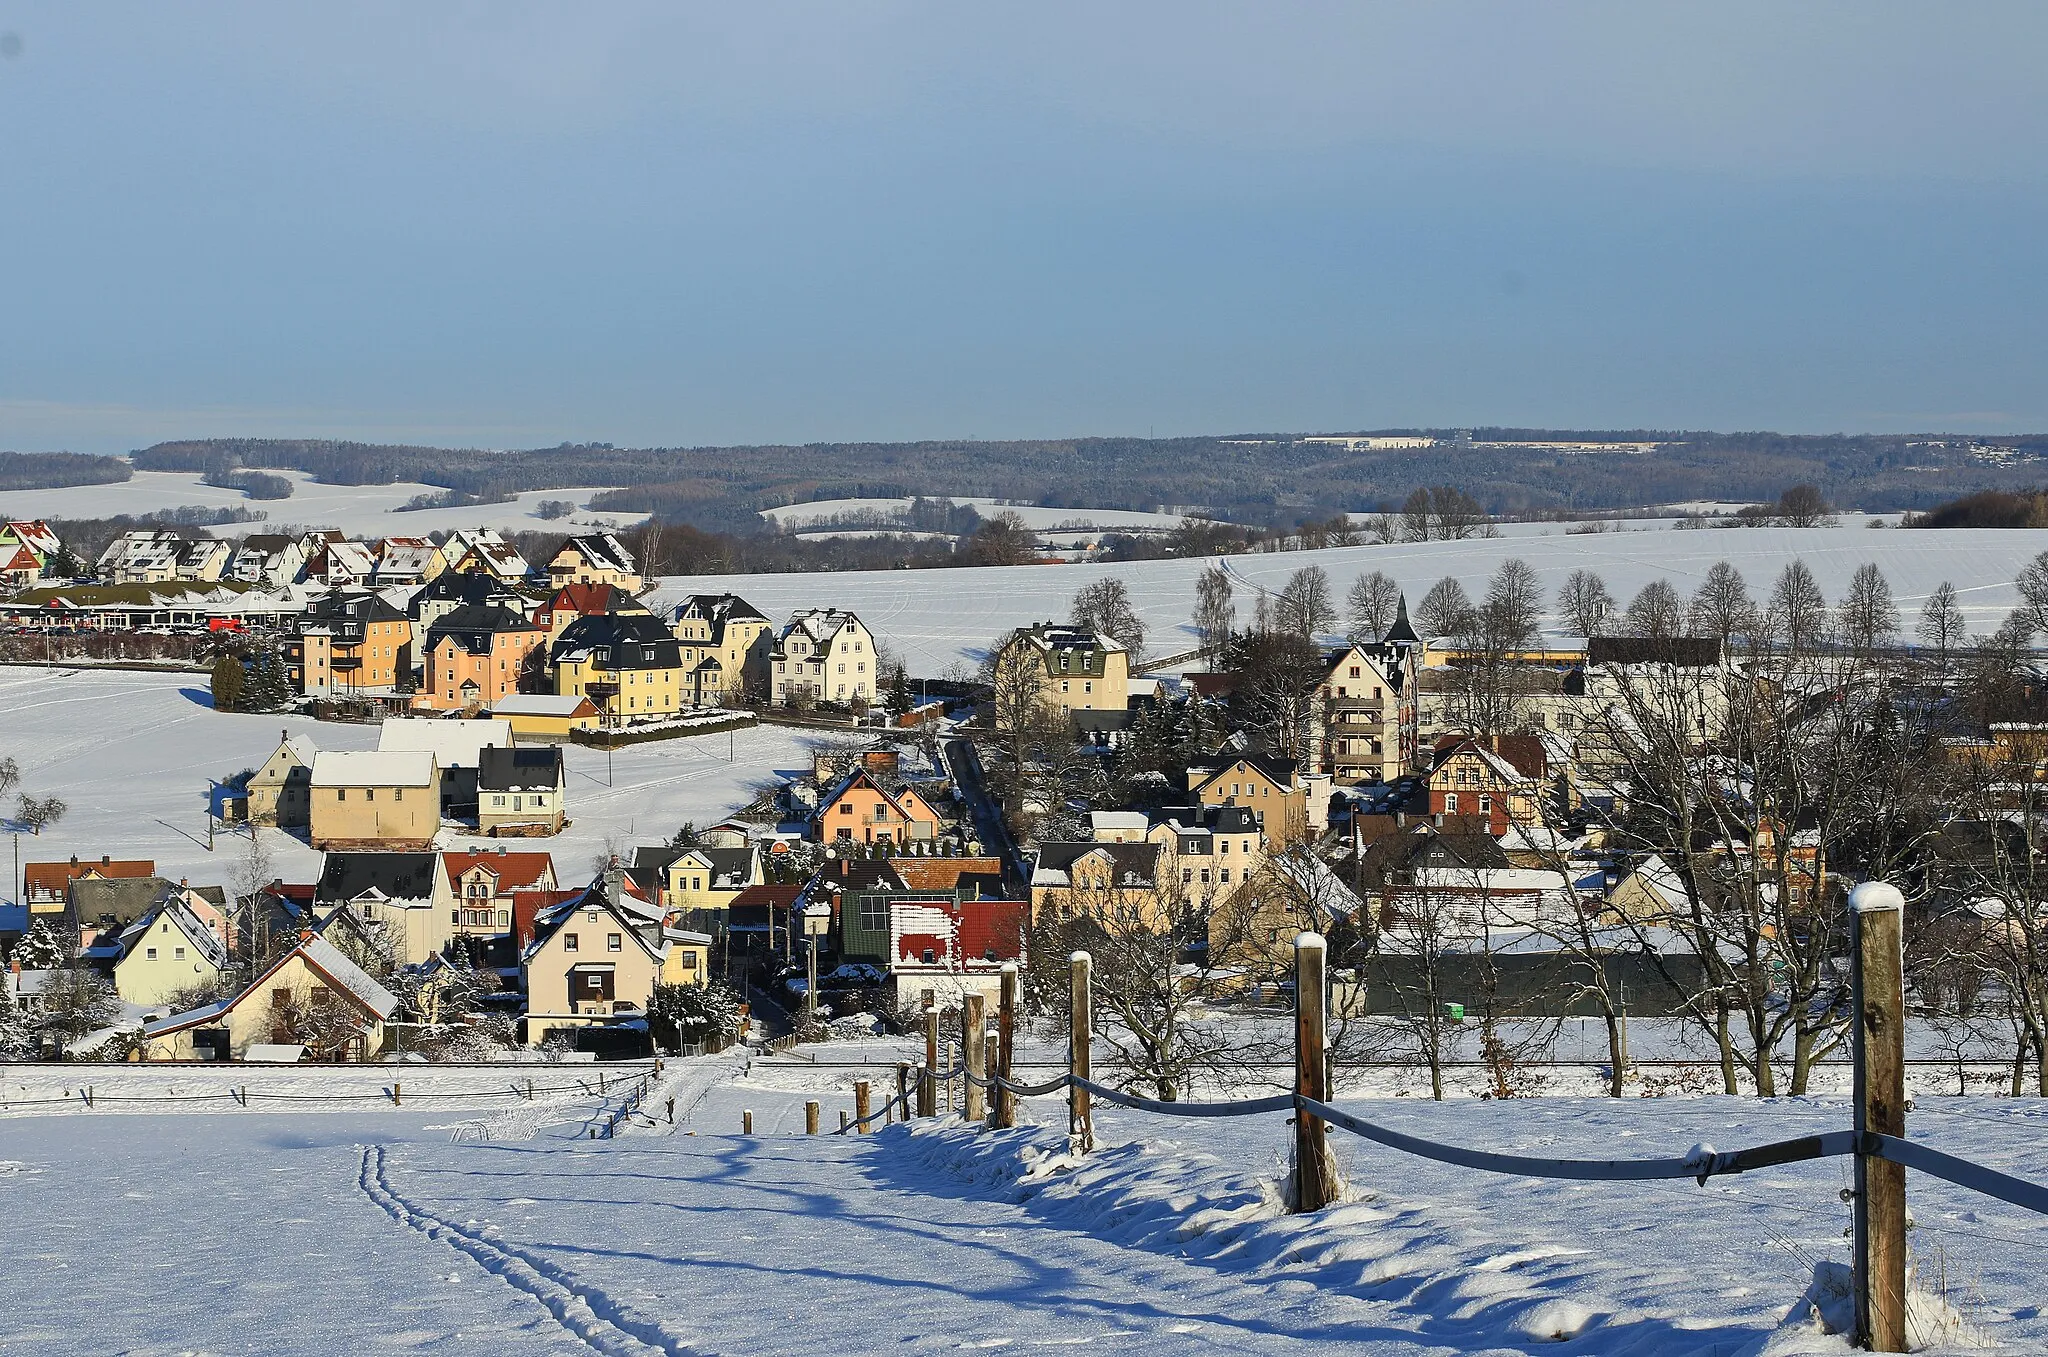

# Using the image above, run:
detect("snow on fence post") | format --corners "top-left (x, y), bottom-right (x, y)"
top-left (1851, 882), bottom-right (1909, 1352)
top-left (963, 993), bottom-right (988, 1125)
top-left (895, 1063), bottom-right (910, 1125)
top-left (919, 1007), bottom-right (939, 1118)
top-left (1293, 932), bottom-right (1340, 1213)
top-left (1070, 951), bottom-right (1093, 1155)
top-left (996, 962), bottom-right (1019, 1130)
top-left (805, 1100), bottom-right (821, 1136)
top-left (855, 1080), bottom-right (871, 1133)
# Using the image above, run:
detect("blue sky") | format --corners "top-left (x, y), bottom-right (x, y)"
top-left (2, 3), bottom-right (2045, 453)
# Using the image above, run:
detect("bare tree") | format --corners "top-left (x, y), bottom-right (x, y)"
top-left (1836, 562), bottom-right (1898, 659)
top-left (1400, 489), bottom-right (1434, 543)
top-left (967, 511), bottom-right (1038, 566)
top-left (1557, 569), bottom-right (1614, 637)
top-left (2015, 551), bottom-right (2048, 635)
top-left (1689, 561), bottom-right (1754, 650)
top-left (1192, 565), bottom-right (1235, 661)
top-left (1916, 581), bottom-right (1967, 676)
top-left (1415, 576), bottom-right (1474, 639)
top-left (1776, 484), bottom-right (1834, 528)
top-left (1346, 570), bottom-right (1400, 643)
top-left (1482, 559), bottom-right (1542, 648)
top-left (1071, 578), bottom-right (1146, 658)
top-left (1429, 486), bottom-right (1488, 540)
top-left (1766, 561), bottom-right (1829, 656)
top-left (1623, 579), bottom-right (1685, 639)
top-left (1274, 566), bottom-right (1336, 642)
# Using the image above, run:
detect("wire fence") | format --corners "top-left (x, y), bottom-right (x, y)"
top-left (0, 1070), bottom-right (658, 1113)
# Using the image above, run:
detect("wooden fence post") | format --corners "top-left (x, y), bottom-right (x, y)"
top-left (743, 1109), bottom-right (753, 1135)
top-left (984, 1033), bottom-right (1000, 1124)
top-left (996, 962), bottom-right (1019, 1130)
top-left (1069, 950), bottom-right (1093, 1154)
top-left (392, 1082), bottom-right (401, 1107)
top-left (1851, 882), bottom-right (1908, 1353)
top-left (855, 1080), bottom-right (871, 1134)
top-left (920, 1007), bottom-right (939, 1118)
top-left (1294, 932), bottom-right (1339, 1213)
top-left (805, 1100), bottom-right (821, 1136)
top-left (895, 1063), bottom-right (910, 1125)
top-left (963, 994), bottom-right (987, 1124)
top-left (839, 1109), bottom-right (850, 1133)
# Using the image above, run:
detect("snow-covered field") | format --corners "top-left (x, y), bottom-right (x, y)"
top-left (0, 469), bottom-right (643, 537)
top-left (0, 665), bottom-right (822, 892)
top-left (660, 524), bottom-right (2048, 675)
top-left (1, 1052), bottom-right (2039, 1354)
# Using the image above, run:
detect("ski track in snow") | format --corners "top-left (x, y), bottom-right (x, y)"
top-left (360, 1142), bottom-right (691, 1357)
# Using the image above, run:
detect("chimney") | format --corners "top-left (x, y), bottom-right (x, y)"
top-left (497, 844), bottom-right (507, 856)
top-left (101, 854), bottom-right (110, 869)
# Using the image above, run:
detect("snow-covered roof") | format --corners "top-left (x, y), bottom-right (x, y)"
top-left (310, 749), bottom-right (437, 788)
top-left (376, 717), bottom-right (510, 767)
top-left (493, 694), bottom-right (596, 717)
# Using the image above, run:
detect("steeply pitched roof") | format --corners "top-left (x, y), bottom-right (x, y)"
top-left (441, 848), bottom-right (556, 892)
top-left (1030, 841), bottom-right (1160, 888)
top-left (553, 533), bottom-right (636, 575)
top-left (314, 851), bottom-right (443, 905)
top-left (888, 857), bottom-right (1005, 894)
top-left (478, 745), bottom-right (563, 793)
top-left (426, 604), bottom-right (543, 650)
top-left (550, 611), bottom-right (682, 669)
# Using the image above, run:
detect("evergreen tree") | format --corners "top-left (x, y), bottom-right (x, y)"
top-left (210, 654), bottom-right (245, 712)
top-left (11, 918), bottom-right (67, 971)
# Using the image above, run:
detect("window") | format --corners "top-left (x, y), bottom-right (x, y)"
top-left (587, 973), bottom-right (605, 991)
top-left (336, 788), bottom-right (347, 802)
top-left (607, 933), bottom-right (622, 952)
top-left (394, 787), bottom-right (403, 802)
top-left (145, 947), bottom-right (158, 960)
top-left (174, 946), bottom-right (186, 960)
top-left (1182, 868), bottom-right (1193, 884)
top-left (1444, 793), bottom-right (1458, 814)
top-left (1220, 869), bottom-right (1231, 884)
top-left (365, 788), bottom-right (375, 802)
top-left (564, 932), bottom-right (579, 952)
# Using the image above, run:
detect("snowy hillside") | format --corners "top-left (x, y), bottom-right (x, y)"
top-left (0, 469), bottom-right (643, 537)
top-left (659, 524), bottom-right (2048, 674)
top-left (1, 1057), bottom-right (2038, 1353)
top-left (0, 665), bottom-right (823, 890)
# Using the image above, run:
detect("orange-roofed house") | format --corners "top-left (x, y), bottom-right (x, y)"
top-left (24, 855), bottom-right (156, 916)
top-left (443, 848), bottom-right (559, 941)
top-left (813, 770), bottom-right (944, 846)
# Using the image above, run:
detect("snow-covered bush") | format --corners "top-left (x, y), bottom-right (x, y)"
top-left (645, 982), bottom-right (744, 1053)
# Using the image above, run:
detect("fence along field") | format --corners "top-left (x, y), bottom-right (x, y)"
top-left (754, 883), bottom-right (2046, 1354)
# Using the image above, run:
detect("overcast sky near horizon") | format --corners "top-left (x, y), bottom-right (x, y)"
top-left (2, 3), bottom-right (2046, 454)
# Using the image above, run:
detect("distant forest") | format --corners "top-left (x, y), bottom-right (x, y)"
top-left (100, 429), bottom-right (2048, 537)
top-left (0, 451), bottom-right (132, 491)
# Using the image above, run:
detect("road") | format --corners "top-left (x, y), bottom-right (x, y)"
top-left (944, 735), bottom-right (1029, 896)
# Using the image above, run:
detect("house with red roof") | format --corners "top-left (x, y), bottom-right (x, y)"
top-left (887, 895), bottom-right (1027, 1010)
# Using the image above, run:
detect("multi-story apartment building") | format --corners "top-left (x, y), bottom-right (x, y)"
top-left (418, 604), bottom-right (545, 712)
top-left (669, 593), bottom-right (774, 706)
top-left (995, 623), bottom-right (1130, 721)
top-left (288, 592), bottom-right (414, 697)
top-left (770, 608), bottom-right (877, 709)
top-left (550, 612), bottom-right (686, 725)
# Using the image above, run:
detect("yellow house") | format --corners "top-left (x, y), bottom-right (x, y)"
top-left (670, 593), bottom-right (774, 706)
top-left (140, 935), bottom-right (399, 1062)
top-left (661, 928), bottom-right (712, 988)
top-left (631, 844), bottom-right (761, 922)
top-left (997, 622), bottom-right (1131, 718)
top-left (546, 533), bottom-right (642, 593)
top-left (521, 877), bottom-right (668, 1044)
top-left (313, 851), bottom-right (454, 969)
top-left (113, 895), bottom-right (231, 1006)
top-left (1028, 841), bottom-right (1172, 926)
top-left (1186, 755), bottom-right (1309, 850)
top-left (550, 613), bottom-right (687, 726)
top-left (245, 731), bottom-right (318, 828)
top-left (309, 751), bottom-right (441, 850)
top-left (492, 693), bottom-right (601, 740)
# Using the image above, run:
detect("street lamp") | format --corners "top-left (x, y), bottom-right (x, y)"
top-left (801, 899), bottom-right (832, 1034)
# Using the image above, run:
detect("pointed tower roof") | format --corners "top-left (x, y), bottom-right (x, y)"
top-left (1382, 594), bottom-right (1420, 646)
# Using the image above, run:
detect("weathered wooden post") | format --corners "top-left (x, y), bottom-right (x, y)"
top-left (839, 1109), bottom-right (850, 1133)
top-left (854, 1080), bottom-right (872, 1134)
top-left (895, 1062), bottom-right (910, 1124)
top-left (919, 1007), bottom-right (939, 1117)
top-left (1069, 950), bottom-right (1093, 1154)
top-left (1850, 882), bottom-right (1908, 1353)
top-left (984, 1033), bottom-right (1000, 1125)
top-left (1294, 932), bottom-right (1339, 1213)
top-left (392, 1082), bottom-right (401, 1107)
top-left (963, 993), bottom-right (988, 1124)
top-left (996, 962), bottom-right (1019, 1130)
top-left (743, 1109), bottom-right (754, 1135)
top-left (805, 1100), bottom-right (821, 1136)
